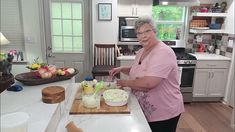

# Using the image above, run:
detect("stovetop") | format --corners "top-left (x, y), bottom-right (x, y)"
top-left (172, 48), bottom-right (197, 65)
top-left (175, 52), bottom-right (197, 60)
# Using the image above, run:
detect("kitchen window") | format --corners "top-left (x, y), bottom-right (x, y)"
top-left (50, 1), bottom-right (83, 52)
top-left (152, 6), bottom-right (187, 41)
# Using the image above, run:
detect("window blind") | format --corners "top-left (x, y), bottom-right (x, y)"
top-left (0, 0), bottom-right (24, 52)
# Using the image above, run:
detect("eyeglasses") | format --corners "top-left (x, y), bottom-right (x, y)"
top-left (136, 29), bottom-right (152, 37)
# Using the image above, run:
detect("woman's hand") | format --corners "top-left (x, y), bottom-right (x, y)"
top-left (116, 80), bottom-right (129, 88)
top-left (109, 67), bottom-right (122, 76)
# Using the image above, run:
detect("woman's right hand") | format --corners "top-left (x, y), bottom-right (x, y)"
top-left (109, 67), bottom-right (122, 77)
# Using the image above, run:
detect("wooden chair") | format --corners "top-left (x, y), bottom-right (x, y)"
top-left (92, 44), bottom-right (117, 79)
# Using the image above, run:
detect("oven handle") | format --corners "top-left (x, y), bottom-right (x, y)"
top-left (179, 66), bottom-right (195, 69)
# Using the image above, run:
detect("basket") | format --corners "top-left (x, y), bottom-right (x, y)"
top-left (15, 69), bottom-right (79, 85)
top-left (190, 20), bottom-right (208, 28)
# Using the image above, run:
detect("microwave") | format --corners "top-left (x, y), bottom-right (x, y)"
top-left (120, 26), bottom-right (138, 42)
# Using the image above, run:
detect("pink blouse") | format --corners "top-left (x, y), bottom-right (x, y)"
top-left (129, 42), bottom-right (184, 122)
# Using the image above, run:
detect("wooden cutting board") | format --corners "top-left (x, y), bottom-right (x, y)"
top-left (69, 89), bottom-right (130, 114)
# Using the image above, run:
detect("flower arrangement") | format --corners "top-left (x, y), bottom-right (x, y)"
top-left (8, 50), bottom-right (17, 56)
top-left (26, 57), bottom-right (47, 70)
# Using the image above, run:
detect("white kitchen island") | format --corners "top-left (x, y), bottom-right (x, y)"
top-left (1, 79), bottom-right (151, 132)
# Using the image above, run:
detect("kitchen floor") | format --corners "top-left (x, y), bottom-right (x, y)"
top-left (177, 102), bottom-right (233, 132)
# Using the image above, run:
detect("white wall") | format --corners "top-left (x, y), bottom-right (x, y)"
top-left (225, 0), bottom-right (235, 35)
top-left (92, 0), bottom-right (118, 44)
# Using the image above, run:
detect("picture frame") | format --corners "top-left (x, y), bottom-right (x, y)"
top-left (98, 3), bottom-right (112, 21)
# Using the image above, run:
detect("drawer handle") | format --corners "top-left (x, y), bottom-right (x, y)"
top-left (207, 64), bottom-right (216, 67)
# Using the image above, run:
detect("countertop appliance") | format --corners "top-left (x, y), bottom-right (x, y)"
top-left (173, 48), bottom-right (197, 103)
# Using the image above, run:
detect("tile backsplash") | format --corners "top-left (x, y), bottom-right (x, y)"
top-left (187, 34), bottom-right (233, 58)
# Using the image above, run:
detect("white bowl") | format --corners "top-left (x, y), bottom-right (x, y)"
top-left (103, 89), bottom-right (129, 106)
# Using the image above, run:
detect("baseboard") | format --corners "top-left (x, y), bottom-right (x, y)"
top-left (192, 97), bottom-right (223, 102)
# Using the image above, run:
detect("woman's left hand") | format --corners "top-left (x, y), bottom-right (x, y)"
top-left (116, 80), bottom-right (129, 88)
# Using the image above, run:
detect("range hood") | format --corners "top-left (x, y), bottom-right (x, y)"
top-left (153, 0), bottom-right (200, 6)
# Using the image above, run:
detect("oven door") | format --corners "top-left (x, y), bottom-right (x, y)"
top-left (179, 66), bottom-right (195, 92)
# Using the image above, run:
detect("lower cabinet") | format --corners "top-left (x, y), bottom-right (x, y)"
top-left (193, 60), bottom-right (230, 99)
top-left (193, 68), bottom-right (228, 97)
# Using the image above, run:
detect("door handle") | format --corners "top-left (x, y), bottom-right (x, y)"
top-left (47, 53), bottom-right (55, 58)
top-left (47, 46), bottom-right (52, 51)
top-left (136, 8), bottom-right (137, 16)
top-left (211, 72), bottom-right (214, 78)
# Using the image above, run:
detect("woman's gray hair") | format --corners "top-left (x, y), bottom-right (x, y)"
top-left (135, 16), bottom-right (156, 32)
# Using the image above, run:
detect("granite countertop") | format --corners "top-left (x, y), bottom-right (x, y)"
top-left (190, 52), bottom-right (231, 61)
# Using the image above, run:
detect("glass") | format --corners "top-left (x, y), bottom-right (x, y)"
top-left (82, 93), bottom-right (101, 109)
top-left (136, 29), bottom-right (152, 37)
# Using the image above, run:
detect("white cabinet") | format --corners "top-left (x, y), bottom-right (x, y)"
top-left (118, 0), bottom-right (152, 17)
top-left (189, 12), bottom-right (227, 34)
top-left (193, 60), bottom-right (230, 98)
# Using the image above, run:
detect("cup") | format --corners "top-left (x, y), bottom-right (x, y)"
top-left (215, 49), bottom-right (220, 55)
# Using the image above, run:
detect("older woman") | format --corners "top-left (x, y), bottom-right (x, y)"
top-left (109, 16), bottom-right (184, 132)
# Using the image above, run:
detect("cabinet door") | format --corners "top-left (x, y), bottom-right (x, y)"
top-left (208, 69), bottom-right (228, 97)
top-left (118, 0), bottom-right (135, 17)
top-left (135, 0), bottom-right (152, 16)
top-left (193, 69), bottom-right (210, 97)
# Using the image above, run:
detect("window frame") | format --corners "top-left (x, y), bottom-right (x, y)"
top-left (152, 6), bottom-right (188, 47)
top-left (49, 0), bottom-right (84, 53)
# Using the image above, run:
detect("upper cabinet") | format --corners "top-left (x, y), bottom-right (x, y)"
top-left (118, 0), bottom-right (152, 17)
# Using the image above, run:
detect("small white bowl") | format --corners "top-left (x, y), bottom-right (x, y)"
top-left (103, 89), bottom-right (129, 106)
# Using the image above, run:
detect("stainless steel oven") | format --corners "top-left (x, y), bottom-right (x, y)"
top-left (178, 64), bottom-right (196, 102)
top-left (120, 26), bottom-right (138, 42)
top-left (174, 48), bottom-right (197, 103)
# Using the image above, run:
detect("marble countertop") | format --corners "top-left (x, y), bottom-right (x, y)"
top-left (117, 53), bottom-right (231, 61)
top-left (117, 55), bottom-right (136, 60)
top-left (0, 78), bottom-right (75, 132)
top-left (56, 86), bottom-right (152, 132)
top-left (1, 79), bottom-right (151, 132)
top-left (190, 52), bottom-right (231, 61)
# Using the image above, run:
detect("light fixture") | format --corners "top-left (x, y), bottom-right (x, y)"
top-left (161, 1), bottom-right (168, 5)
top-left (0, 32), bottom-right (10, 45)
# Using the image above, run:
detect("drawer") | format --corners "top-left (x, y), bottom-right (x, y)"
top-left (196, 60), bottom-right (230, 69)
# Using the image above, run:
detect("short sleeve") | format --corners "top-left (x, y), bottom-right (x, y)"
top-left (144, 51), bottom-right (174, 79)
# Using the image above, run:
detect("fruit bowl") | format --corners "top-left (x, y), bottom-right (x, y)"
top-left (15, 69), bottom-right (79, 85)
top-left (103, 89), bottom-right (129, 106)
